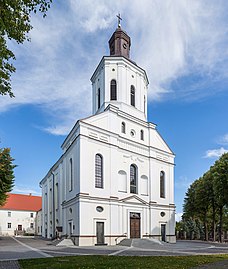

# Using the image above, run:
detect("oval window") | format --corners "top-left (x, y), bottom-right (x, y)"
top-left (96, 206), bottom-right (104, 212)
top-left (160, 211), bottom-right (165, 217)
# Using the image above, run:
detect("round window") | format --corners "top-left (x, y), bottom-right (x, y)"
top-left (96, 206), bottom-right (104, 212)
top-left (130, 129), bottom-right (135, 137)
top-left (160, 211), bottom-right (165, 217)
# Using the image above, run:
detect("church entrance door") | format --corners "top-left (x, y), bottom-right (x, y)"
top-left (161, 224), bottom-right (166, 242)
top-left (130, 212), bottom-right (140, 238)
top-left (96, 222), bottom-right (104, 244)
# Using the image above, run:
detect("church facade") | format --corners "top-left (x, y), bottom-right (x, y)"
top-left (40, 22), bottom-right (176, 246)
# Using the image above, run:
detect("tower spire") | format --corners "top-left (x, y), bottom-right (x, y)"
top-left (109, 15), bottom-right (131, 58)
top-left (116, 13), bottom-right (122, 28)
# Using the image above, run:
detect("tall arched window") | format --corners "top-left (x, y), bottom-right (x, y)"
top-left (121, 122), bottom-right (126, 133)
top-left (130, 85), bottom-right (135, 107)
top-left (160, 171), bottom-right (165, 198)
top-left (95, 154), bottom-right (103, 188)
top-left (97, 88), bottom-right (101, 109)
top-left (69, 158), bottom-right (73, 191)
top-left (130, 164), bottom-right (137, 194)
top-left (110, 79), bottom-right (117, 100)
top-left (140, 130), bottom-right (144, 140)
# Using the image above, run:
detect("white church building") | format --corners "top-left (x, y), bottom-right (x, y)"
top-left (40, 20), bottom-right (176, 246)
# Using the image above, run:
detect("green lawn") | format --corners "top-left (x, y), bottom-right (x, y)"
top-left (19, 254), bottom-right (228, 269)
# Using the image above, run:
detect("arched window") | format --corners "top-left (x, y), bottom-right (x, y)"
top-left (95, 154), bottom-right (103, 188)
top-left (110, 79), bottom-right (117, 100)
top-left (121, 122), bottom-right (126, 133)
top-left (130, 85), bottom-right (135, 107)
top-left (130, 164), bottom-right (137, 194)
top-left (160, 171), bottom-right (165, 198)
top-left (140, 130), bottom-right (144, 140)
top-left (97, 88), bottom-right (101, 109)
top-left (69, 158), bottom-right (73, 191)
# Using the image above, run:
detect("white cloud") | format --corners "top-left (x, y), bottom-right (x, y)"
top-left (175, 212), bottom-right (183, 222)
top-left (204, 147), bottom-right (228, 158)
top-left (13, 185), bottom-right (41, 196)
top-left (218, 134), bottom-right (228, 145)
top-left (0, 0), bottom-right (227, 135)
top-left (175, 175), bottom-right (192, 189)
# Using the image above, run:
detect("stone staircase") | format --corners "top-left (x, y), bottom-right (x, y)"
top-left (119, 238), bottom-right (163, 248)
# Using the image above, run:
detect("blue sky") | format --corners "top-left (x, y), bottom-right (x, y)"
top-left (0, 0), bottom-right (228, 220)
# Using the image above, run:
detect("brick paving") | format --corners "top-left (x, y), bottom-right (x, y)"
top-left (0, 260), bottom-right (20, 269)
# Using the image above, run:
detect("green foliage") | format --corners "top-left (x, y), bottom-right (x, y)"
top-left (18, 255), bottom-right (228, 269)
top-left (182, 153), bottom-right (228, 242)
top-left (0, 148), bottom-right (16, 206)
top-left (0, 0), bottom-right (52, 97)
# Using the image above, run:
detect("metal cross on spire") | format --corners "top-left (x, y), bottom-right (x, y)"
top-left (116, 13), bottom-right (122, 28)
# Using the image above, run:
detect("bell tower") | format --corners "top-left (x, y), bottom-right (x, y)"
top-left (108, 14), bottom-right (131, 59)
top-left (91, 15), bottom-right (148, 121)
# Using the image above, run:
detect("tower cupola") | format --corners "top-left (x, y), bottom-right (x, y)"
top-left (108, 14), bottom-right (131, 59)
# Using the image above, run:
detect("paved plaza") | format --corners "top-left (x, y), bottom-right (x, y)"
top-left (0, 236), bottom-right (228, 268)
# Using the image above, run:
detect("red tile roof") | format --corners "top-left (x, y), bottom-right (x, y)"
top-left (0, 193), bottom-right (42, 212)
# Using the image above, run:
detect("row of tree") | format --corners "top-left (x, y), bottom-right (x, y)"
top-left (178, 153), bottom-right (228, 242)
top-left (0, 148), bottom-right (15, 206)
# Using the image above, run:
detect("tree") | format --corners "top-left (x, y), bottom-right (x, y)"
top-left (0, 148), bottom-right (16, 206)
top-left (182, 153), bottom-right (228, 242)
top-left (194, 177), bottom-right (211, 241)
top-left (0, 0), bottom-right (52, 97)
top-left (212, 153), bottom-right (228, 242)
top-left (183, 180), bottom-right (199, 220)
top-left (203, 170), bottom-right (218, 241)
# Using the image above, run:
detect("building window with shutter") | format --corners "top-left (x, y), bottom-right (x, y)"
top-left (97, 88), bottom-right (101, 109)
top-left (140, 130), bottom-right (144, 140)
top-left (121, 122), bottom-right (126, 133)
top-left (160, 171), bottom-right (165, 198)
top-left (130, 85), bottom-right (135, 106)
top-left (130, 164), bottom-right (137, 194)
top-left (69, 158), bottom-right (73, 191)
top-left (95, 154), bottom-right (103, 188)
top-left (110, 79), bottom-right (117, 100)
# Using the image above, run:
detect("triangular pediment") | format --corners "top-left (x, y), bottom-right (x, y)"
top-left (119, 195), bottom-right (148, 205)
top-left (150, 128), bottom-right (174, 155)
top-left (83, 110), bottom-right (110, 130)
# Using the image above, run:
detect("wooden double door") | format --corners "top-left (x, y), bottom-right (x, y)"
top-left (130, 212), bottom-right (141, 238)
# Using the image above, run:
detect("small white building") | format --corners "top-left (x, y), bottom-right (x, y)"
top-left (40, 22), bottom-right (176, 246)
top-left (0, 193), bottom-right (42, 236)
top-left (35, 209), bottom-right (42, 236)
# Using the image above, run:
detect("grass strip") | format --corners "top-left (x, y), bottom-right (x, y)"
top-left (19, 254), bottom-right (228, 269)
